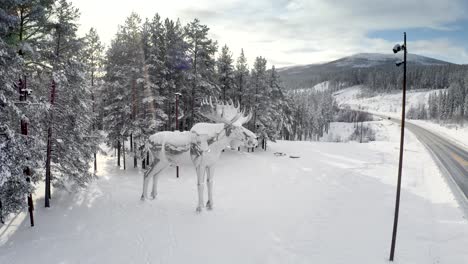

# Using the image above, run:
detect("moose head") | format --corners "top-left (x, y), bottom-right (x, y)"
top-left (199, 97), bottom-right (258, 148)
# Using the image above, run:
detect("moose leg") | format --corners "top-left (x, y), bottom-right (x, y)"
top-left (206, 166), bottom-right (214, 210)
top-left (195, 166), bottom-right (206, 213)
top-left (141, 160), bottom-right (159, 200)
top-left (151, 160), bottom-right (167, 199)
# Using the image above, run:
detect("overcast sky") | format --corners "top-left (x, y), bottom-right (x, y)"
top-left (71, 0), bottom-right (468, 67)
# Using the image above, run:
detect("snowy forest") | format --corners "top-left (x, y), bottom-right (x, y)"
top-left (0, 1), bottom-right (336, 220)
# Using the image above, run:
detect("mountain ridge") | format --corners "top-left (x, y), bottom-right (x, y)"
top-left (278, 53), bottom-right (455, 90)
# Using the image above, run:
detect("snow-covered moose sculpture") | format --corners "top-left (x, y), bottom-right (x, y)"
top-left (141, 98), bottom-right (258, 212)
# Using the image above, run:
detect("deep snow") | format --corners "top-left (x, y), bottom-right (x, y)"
top-left (1, 121), bottom-right (467, 264)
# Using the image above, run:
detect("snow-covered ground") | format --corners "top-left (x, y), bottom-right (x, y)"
top-left (1, 121), bottom-right (467, 264)
top-left (334, 86), bottom-right (468, 148)
top-left (293, 81), bottom-right (331, 93)
top-left (333, 86), bottom-right (442, 116)
top-left (320, 121), bottom-right (384, 143)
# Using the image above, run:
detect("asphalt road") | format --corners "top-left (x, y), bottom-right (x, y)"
top-left (384, 117), bottom-right (468, 210)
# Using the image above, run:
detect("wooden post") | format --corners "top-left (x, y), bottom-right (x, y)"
top-left (390, 32), bottom-right (407, 262)
top-left (26, 175), bottom-right (34, 227)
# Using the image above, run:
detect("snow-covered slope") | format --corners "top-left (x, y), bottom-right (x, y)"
top-left (294, 81), bottom-right (331, 93)
top-left (333, 86), bottom-right (443, 115)
top-left (1, 133), bottom-right (467, 263)
top-left (334, 86), bottom-right (468, 148)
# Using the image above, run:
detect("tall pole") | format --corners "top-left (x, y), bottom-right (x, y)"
top-left (175, 93), bottom-right (180, 178)
top-left (389, 32), bottom-right (407, 261)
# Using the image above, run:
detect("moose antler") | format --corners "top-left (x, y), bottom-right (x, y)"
top-left (199, 97), bottom-right (252, 125)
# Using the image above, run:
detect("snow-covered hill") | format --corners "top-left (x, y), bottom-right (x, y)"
top-left (1, 134), bottom-right (468, 263)
top-left (326, 53), bottom-right (451, 68)
top-left (278, 53), bottom-right (453, 90)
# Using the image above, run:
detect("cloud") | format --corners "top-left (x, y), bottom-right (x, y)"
top-left (72, 0), bottom-right (468, 66)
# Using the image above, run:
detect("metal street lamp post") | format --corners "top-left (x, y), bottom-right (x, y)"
top-left (389, 32), bottom-right (407, 262)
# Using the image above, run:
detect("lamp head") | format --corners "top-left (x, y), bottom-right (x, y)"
top-left (392, 44), bottom-right (406, 54)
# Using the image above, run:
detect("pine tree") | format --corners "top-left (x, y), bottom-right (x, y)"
top-left (235, 49), bottom-right (249, 107)
top-left (0, 8), bottom-right (44, 220)
top-left (83, 27), bottom-right (104, 172)
top-left (250, 56), bottom-right (268, 133)
top-left (216, 44), bottom-right (235, 101)
top-left (184, 19), bottom-right (218, 128)
top-left (42, 0), bottom-right (98, 202)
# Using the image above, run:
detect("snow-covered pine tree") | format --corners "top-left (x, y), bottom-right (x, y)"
top-left (0, 5), bottom-right (44, 221)
top-left (234, 49), bottom-right (249, 107)
top-left (103, 13), bottom-right (150, 168)
top-left (249, 56), bottom-right (268, 133)
top-left (103, 31), bottom-right (132, 167)
top-left (216, 44), bottom-right (235, 101)
top-left (163, 18), bottom-right (189, 130)
top-left (184, 19), bottom-right (218, 128)
top-left (42, 0), bottom-right (98, 197)
top-left (121, 13), bottom-right (145, 157)
top-left (83, 27), bottom-right (104, 172)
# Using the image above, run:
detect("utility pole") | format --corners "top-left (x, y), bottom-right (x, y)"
top-left (175, 92), bottom-right (182, 178)
top-left (389, 32), bottom-right (407, 262)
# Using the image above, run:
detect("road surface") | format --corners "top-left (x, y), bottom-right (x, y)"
top-left (383, 116), bottom-right (468, 212)
top-left (404, 122), bottom-right (468, 196)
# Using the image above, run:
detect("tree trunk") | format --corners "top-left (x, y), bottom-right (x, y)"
top-left (130, 133), bottom-right (133, 151)
top-left (117, 140), bottom-right (121, 167)
top-left (94, 153), bottom-right (97, 172)
top-left (123, 137), bottom-right (126, 170)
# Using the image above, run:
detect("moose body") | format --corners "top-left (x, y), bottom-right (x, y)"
top-left (141, 99), bottom-right (258, 212)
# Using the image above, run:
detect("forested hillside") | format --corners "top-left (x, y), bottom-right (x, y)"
top-left (279, 53), bottom-right (468, 124)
